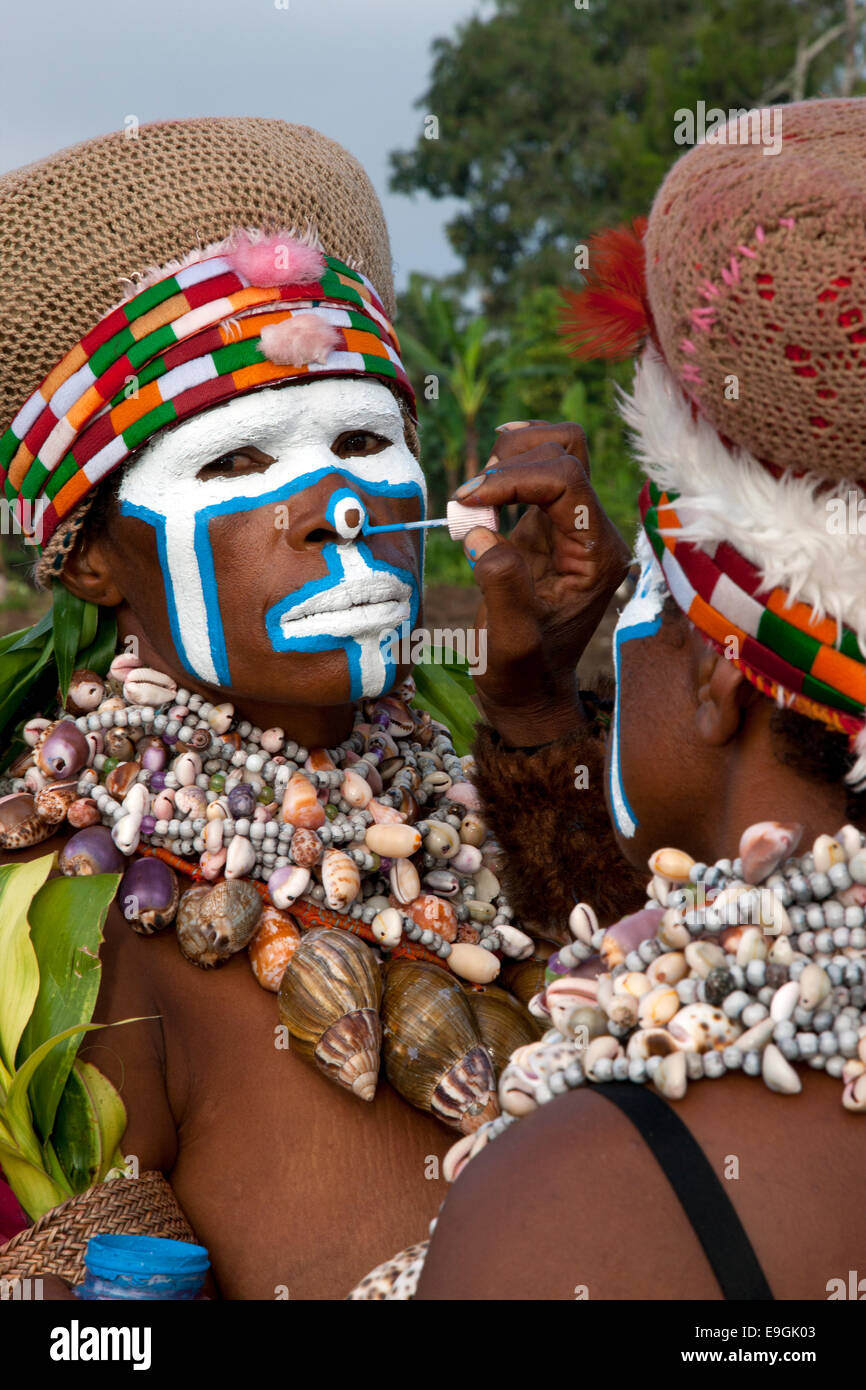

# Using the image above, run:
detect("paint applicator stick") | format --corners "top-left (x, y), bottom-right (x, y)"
top-left (364, 499), bottom-right (499, 541)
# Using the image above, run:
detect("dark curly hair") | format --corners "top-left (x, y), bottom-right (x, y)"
top-left (660, 594), bottom-right (866, 823)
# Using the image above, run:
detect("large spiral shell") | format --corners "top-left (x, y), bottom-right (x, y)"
top-left (500, 939), bottom-right (558, 1008)
top-left (465, 984), bottom-right (543, 1075)
top-left (278, 929), bottom-right (383, 1101)
top-left (382, 961), bottom-right (499, 1133)
top-left (175, 880), bottom-right (262, 968)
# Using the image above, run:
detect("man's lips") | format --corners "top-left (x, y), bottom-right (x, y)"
top-left (275, 573), bottom-right (412, 640)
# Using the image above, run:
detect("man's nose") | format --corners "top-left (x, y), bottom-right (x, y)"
top-left (278, 481), bottom-right (369, 552)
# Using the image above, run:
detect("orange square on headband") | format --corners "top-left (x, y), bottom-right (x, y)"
top-left (52, 469), bottom-right (92, 520)
top-left (130, 292), bottom-right (192, 341)
top-left (110, 380), bottom-right (165, 432)
top-left (765, 588), bottom-right (838, 647)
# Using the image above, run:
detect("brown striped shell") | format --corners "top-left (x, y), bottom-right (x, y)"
top-left (465, 983), bottom-right (543, 1075)
top-left (0, 792), bottom-right (55, 849)
top-left (500, 939), bottom-right (558, 1008)
top-left (382, 961), bottom-right (499, 1133)
top-left (278, 929), bottom-right (383, 1101)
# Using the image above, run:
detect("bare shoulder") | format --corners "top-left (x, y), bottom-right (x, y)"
top-left (416, 1085), bottom-right (720, 1300)
top-left (416, 1074), bottom-right (866, 1301)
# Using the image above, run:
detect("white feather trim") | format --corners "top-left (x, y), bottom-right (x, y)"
top-left (618, 350), bottom-right (866, 654)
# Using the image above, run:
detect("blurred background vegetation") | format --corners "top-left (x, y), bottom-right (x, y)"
top-left (1, 0), bottom-right (864, 618)
top-left (393, 0), bottom-right (866, 581)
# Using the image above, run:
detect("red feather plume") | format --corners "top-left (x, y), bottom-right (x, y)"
top-left (558, 217), bottom-right (651, 360)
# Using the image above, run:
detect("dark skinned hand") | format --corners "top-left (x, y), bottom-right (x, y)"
top-left (454, 421), bottom-right (631, 748)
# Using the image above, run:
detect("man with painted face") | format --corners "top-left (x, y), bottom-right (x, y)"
top-left (0, 119), bottom-right (478, 1299)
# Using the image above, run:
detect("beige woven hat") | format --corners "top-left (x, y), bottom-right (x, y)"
top-left (0, 117), bottom-right (412, 582)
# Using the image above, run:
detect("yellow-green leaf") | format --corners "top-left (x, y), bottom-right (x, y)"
top-left (53, 1059), bottom-right (128, 1191)
top-left (0, 1139), bottom-right (68, 1222)
top-left (19, 870), bottom-right (121, 1140)
top-left (0, 855), bottom-right (53, 1074)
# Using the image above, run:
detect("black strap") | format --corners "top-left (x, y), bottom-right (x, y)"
top-left (593, 1082), bottom-right (774, 1300)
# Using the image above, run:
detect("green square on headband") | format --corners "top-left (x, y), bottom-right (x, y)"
top-left (757, 607), bottom-right (821, 674)
top-left (122, 400), bottom-right (177, 452)
top-left (838, 626), bottom-right (865, 663)
top-left (0, 430), bottom-right (20, 473)
top-left (90, 325), bottom-right (137, 379)
top-left (212, 340), bottom-right (265, 374)
top-left (361, 354), bottom-right (396, 378)
top-left (801, 670), bottom-right (864, 718)
top-left (45, 455), bottom-right (78, 502)
top-left (319, 272), bottom-right (364, 309)
top-left (348, 309), bottom-right (381, 334)
top-left (326, 257), bottom-right (363, 284)
top-left (127, 324), bottom-right (176, 372)
top-left (125, 277), bottom-right (183, 321)
top-left (19, 460), bottom-right (50, 503)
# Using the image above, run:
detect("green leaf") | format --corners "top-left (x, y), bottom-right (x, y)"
top-left (52, 1059), bottom-right (127, 1191)
top-left (78, 600), bottom-right (99, 653)
top-left (3, 1022), bottom-right (117, 1177)
top-left (412, 659), bottom-right (479, 757)
top-left (52, 584), bottom-right (84, 700)
top-left (0, 856), bottom-right (53, 1075)
top-left (77, 606), bottom-right (118, 677)
top-left (0, 637), bottom-right (54, 740)
top-left (5, 607), bottom-right (54, 653)
top-left (0, 1140), bottom-right (69, 1221)
top-left (18, 871), bottom-right (121, 1142)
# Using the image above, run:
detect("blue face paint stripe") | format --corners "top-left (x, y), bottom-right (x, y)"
top-left (130, 462), bottom-right (424, 688)
top-left (264, 538), bottom-right (420, 700)
top-left (118, 499), bottom-right (197, 679)
top-left (609, 612), bottom-right (662, 838)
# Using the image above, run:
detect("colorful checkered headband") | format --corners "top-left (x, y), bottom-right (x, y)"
top-left (0, 232), bottom-right (415, 548)
top-left (639, 480), bottom-right (866, 739)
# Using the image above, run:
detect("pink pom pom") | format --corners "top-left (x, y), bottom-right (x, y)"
top-left (259, 314), bottom-right (342, 366)
top-left (229, 233), bottom-right (325, 287)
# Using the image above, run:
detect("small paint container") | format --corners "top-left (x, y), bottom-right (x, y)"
top-left (75, 1234), bottom-right (210, 1301)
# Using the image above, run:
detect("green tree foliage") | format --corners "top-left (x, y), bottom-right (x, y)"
top-left (391, 0), bottom-right (861, 310)
top-left (392, 0), bottom-right (865, 583)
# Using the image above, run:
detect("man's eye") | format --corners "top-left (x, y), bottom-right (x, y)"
top-left (332, 431), bottom-right (390, 458)
top-left (197, 446), bottom-right (275, 479)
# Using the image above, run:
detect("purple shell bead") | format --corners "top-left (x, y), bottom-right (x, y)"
top-left (140, 741), bottom-right (167, 772)
top-left (36, 720), bottom-right (90, 779)
top-left (140, 815), bottom-right (156, 836)
top-left (59, 825), bottom-right (125, 877)
top-left (149, 771), bottom-right (167, 792)
top-left (120, 857), bottom-right (179, 934)
top-left (543, 950), bottom-right (574, 985)
top-left (227, 783), bottom-right (257, 819)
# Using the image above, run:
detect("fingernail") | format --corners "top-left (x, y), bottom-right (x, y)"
top-left (456, 474), bottom-right (486, 498)
top-left (462, 527), bottom-right (499, 565)
top-left (486, 453), bottom-right (499, 468)
top-left (494, 421), bottom-right (529, 432)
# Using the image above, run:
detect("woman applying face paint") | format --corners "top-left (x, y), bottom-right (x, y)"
top-left (407, 103), bottom-right (866, 1304)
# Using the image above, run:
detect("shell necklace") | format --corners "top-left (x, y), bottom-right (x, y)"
top-left (1, 654), bottom-right (543, 1133)
top-left (443, 821), bottom-right (866, 1181)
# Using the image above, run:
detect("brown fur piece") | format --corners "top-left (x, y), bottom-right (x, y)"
top-left (471, 692), bottom-right (645, 938)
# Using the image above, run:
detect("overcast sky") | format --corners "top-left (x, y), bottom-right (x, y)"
top-left (0, 0), bottom-right (484, 287)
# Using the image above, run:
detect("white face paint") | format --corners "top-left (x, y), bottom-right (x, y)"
top-left (609, 531), bottom-right (668, 839)
top-left (118, 378), bottom-right (426, 698)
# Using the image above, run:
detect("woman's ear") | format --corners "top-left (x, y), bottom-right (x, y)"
top-left (689, 627), bottom-right (755, 747)
top-left (58, 535), bottom-right (124, 608)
